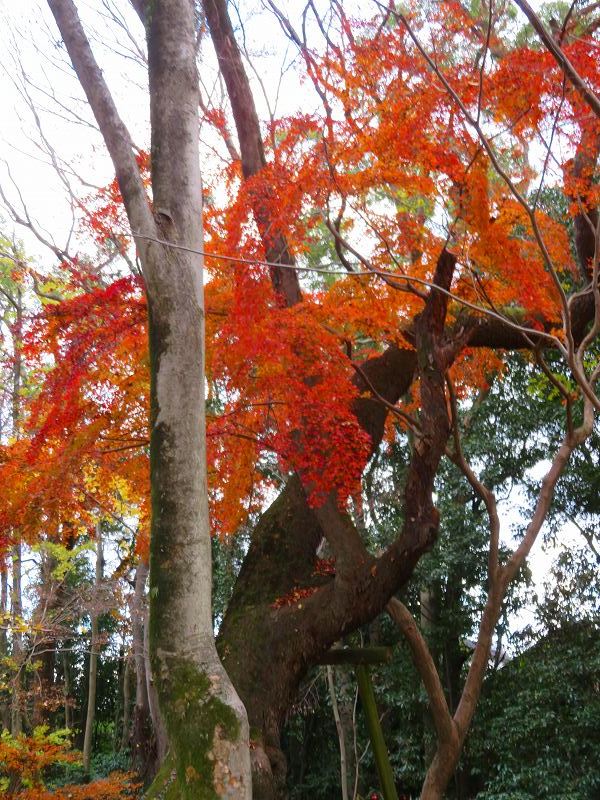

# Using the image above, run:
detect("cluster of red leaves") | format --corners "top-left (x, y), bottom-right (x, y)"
top-left (313, 557), bottom-right (336, 577)
top-left (0, 272), bottom-right (149, 550)
top-left (201, 0), bottom-right (600, 525)
top-left (81, 150), bottom-right (151, 251)
top-left (271, 586), bottom-right (318, 610)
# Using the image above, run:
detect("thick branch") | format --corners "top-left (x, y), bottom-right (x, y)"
top-left (202, 0), bottom-right (302, 306)
top-left (513, 0), bottom-right (600, 119)
top-left (47, 0), bottom-right (155, 250)
top-left (570, 123), bottom-right (600, 280)
top-left (387, 598), bottom-right (456, 747)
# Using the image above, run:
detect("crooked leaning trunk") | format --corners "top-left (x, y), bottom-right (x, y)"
top-left (217, 478), bottom-right (323, 798)
top-left (217, 253), bottom-right (457, 798)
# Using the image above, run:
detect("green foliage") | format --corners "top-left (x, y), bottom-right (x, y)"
top-left (33, 541), bottom-right (95, 583)
top-left (283, 353), bottom-right (600, 797)
top-left (48, 748), bottom-right (131, 789)
top-left (470, 622), bottom-right (600, 799)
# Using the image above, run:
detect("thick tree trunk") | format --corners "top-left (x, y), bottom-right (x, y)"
top-left (144, 4), bottom-right (251, 794)
top-left (46, 1), bottom-right (252, 795)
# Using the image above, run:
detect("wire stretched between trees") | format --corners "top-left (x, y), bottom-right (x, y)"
top-left (129, 230), bottom-right (563, 347)
top-left (130, 230), bottom-right (365, 275)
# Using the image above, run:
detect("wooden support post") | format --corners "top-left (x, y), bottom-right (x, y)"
top-left (356, 665), bottom-right (398, 800)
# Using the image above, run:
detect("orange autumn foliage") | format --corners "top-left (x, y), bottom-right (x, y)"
top-left (16, 777), bottom-right (137, 800)
top-left (1, 2), bottom-right (598, 548)
top-left (0, 270), bottom-right (149, 551)
top-left (0, 729), bottom-right (138, 799)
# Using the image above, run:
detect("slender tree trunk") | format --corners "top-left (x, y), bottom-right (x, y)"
top-left (131, 558), bottom-right (166, 781)
top-left (420, 587), bottom-right (438, 767)
top-left (83, 524), bottom-right (103, 775)
top-left (10, 290), bottom-right (23, 737)
top-left (32, 551), bottom-right (59, 727)
top-left (10, 544), bottom-right (23, 736)
top-left (327, 666), bottom-right (349, 800)
top-left (335, 666), bottom-right (357, 797)
top-left (120, 653), bottom-right (131, 752)
top-left (131, 559), bottom-right (154, 779)
top-left (62, 650), bottom-right (72, 730)
top-left (0, 567), bottom-right (10, 731)
top-left (114, 644), bottom-right (125, 751)
top-left (144, 601), bottom-right (168, 766)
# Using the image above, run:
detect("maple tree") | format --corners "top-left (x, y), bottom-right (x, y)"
top-left (0, 726), bottom-right (137, 799)
top-left (0, 0), bottom-right (599, 798)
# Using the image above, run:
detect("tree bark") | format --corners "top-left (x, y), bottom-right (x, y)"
top-left (130, 559), bottom-right (157, 782)
top-left (326, 665), bottom-right (349, 800)
top-left (10, 289), bottom-right (23, 737)
top-left (120, 652), bottom-right (131, 752)
top-left (10, 544), bottom-right (23, 736)
top-left (83, 524), bottom-right (103, 776)
top-left (420, 587), bottom-right (439, 767)
top-left (32, 550), bottom-right (59, 727)
top-left (46, 1), bottom-right (252, 795)
top-left (0, 568), bottom-right (9, 731)
top-left (144, 603), bottom-right (168, 766)
top-left (62, 650), bottom-right (73, 730)
top-left (201, 0), bottom-right (303, 307)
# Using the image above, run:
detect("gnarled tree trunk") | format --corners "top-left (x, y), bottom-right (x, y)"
top-left (217, 252), bottom-right (460, 798)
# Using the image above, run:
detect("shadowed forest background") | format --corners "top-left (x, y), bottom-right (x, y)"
top-left (0, 1), bottom-right (599, 798)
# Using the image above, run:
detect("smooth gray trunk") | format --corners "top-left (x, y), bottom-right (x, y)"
top-left (45, 1), bottom-right (251, 795)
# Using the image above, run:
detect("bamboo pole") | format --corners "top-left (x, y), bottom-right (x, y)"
top-left (356, 665), bottom-right (398, 800)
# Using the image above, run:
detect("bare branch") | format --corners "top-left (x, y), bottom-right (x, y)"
top-left (47, 0), bottom-right (155, 258)
top-left (513, 0), bottom-right (600, 119)
top-left (387, 597), bottom-right (457, 747)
